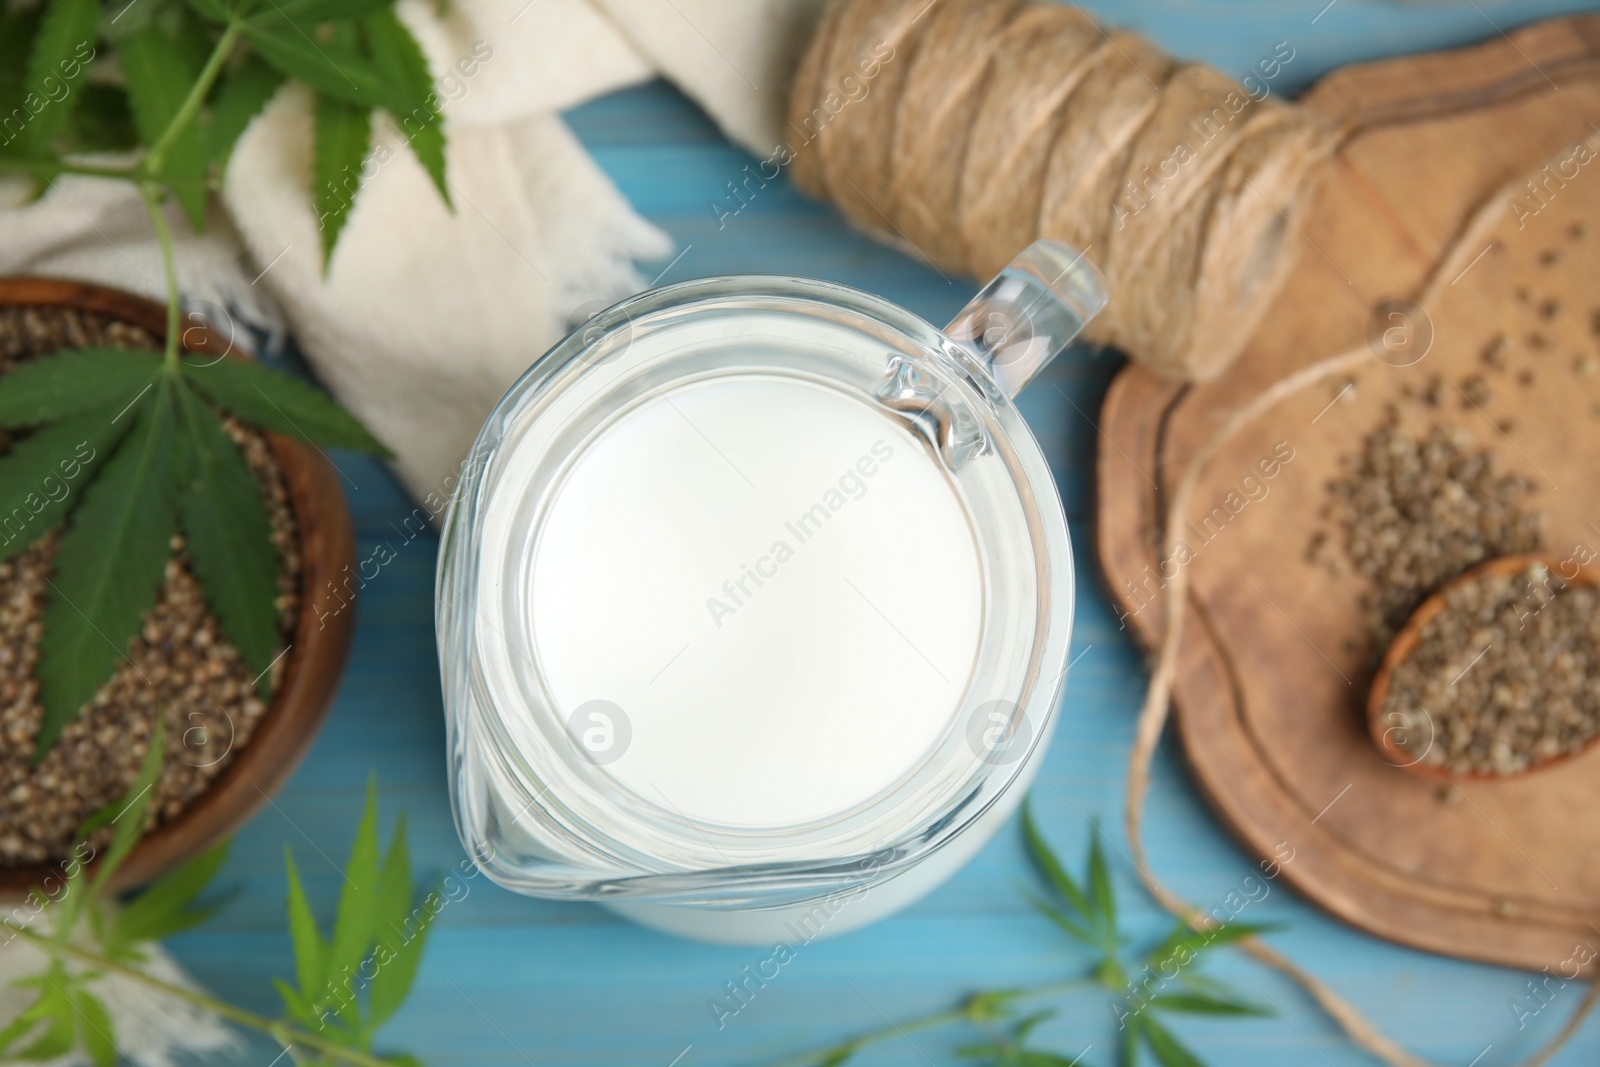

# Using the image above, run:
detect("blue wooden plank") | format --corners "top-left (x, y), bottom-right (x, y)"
top-left (162, 3), bottom-right (1600, 1065)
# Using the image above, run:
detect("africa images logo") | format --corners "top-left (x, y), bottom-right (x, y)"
top-left (703, 440), bottom-right (895, 629)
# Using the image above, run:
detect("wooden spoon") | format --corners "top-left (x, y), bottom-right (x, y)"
top-left (1367, 551), bottom-right (1600, 779)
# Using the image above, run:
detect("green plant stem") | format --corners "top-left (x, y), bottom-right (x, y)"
top-left (143, 20), bottom-right (244, 177)
top-left (0, 157), bottom-right (142, 181)
top-left (760, 977), bottom-right (1096, 1067)
top-left (133, 19), bottom-right (245, 365)
top-left (137, 181), bottom-right (184, 364)
top-left (2, 922), bottom-right (393, 1067)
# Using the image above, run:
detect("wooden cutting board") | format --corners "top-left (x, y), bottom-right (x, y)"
top-left (1097, 15), bottom-right (1600, 973)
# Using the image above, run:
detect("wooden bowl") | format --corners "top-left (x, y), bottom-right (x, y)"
top-left (0, 277), bottom-right (357, 893)
top-left (1367, 552), bottom-right (1600, 780)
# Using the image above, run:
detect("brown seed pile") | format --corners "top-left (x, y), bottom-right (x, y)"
top-left (0, 305), bottom-right (300, 866)
top-left (1379, 563), bottom-right (1600, 776)
top-left (1325, 415), bottom-right (1545, 647)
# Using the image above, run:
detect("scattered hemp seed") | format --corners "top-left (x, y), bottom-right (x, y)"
top-left (1423, 376), bottom-right (1445, 408)
top-left (1572, 222), bottom-right (1588, 240)
top-left (1538, 299), bottom-right (1562, 321)
top-left (1517, 369), bottom-right (1536, 387)
top-left (1459, 374), bottom-right (1493, 408)
top-left (1481, 334), bottom-right (1511, 371)
top-left (1325, 416), bottom-right (1545, 646)
top-left (1527, 332), bottom-right (1550, 352)
top-left (1307, 530), bottom-right (1348, 576)
top-left (1378, 563), bottom-right (1600, 776)
top-left (1539, 249), bottom-right (1560, 267)
top-left (1575, 355), bottom-right (1597, 378)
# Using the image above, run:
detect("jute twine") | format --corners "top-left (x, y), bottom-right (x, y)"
top-left (787, 0), bottom-right (1336, 382)
top-left (790, 3), bottom-right (1599, 1061)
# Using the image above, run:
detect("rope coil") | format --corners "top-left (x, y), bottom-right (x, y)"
top-left (788, 0), bottom-right (1335, 381)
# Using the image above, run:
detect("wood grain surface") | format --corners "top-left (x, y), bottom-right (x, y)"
top-left (1098, 15), bottom-right (1600, 973)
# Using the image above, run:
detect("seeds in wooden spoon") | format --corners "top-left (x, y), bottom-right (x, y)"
top-left (1380, 563), bottom-right (1600, 776)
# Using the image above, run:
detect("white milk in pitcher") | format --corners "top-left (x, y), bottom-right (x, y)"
top-left (526, 374), bottom-right (984, 829)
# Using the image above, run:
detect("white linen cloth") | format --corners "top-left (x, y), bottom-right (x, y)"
top-left (0, 0), bottom-right (824, 502)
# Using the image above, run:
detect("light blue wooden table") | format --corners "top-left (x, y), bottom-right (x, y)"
top-left (167, 2), bottom-right (1600, 1064)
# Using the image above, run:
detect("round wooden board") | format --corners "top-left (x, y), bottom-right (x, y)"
top-left (1097, 15), bottom-right (1600, 973)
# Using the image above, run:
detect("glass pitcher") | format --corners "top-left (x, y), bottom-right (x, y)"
top-left (436, 241), bottom-right (1106, 944)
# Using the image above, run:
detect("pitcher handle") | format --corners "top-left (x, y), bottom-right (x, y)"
top-left (942, 240), bottom-right (1109, 398)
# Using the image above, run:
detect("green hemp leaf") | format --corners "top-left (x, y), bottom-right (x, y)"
top-left (0, 0), bottom-right (442, 754)
top-left (789, 803), bottom-right (1277, 1067)
top-left (0, 347), bottom-right (387, 758)
top-left (1022, 804), bottom-right (1271, 1067)
top-left (278, 776), bottom-right (437, 1056)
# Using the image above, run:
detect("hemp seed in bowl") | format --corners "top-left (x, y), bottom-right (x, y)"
top-left (0, 305), bottom-right (300, 866)
top-left (1373, 559), bottom-right (1600, 777)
